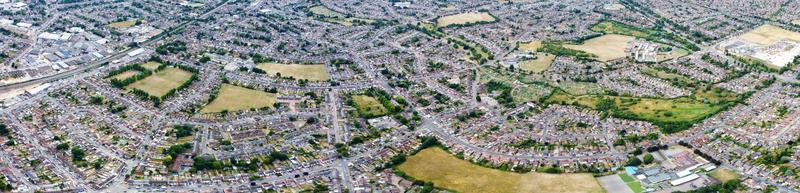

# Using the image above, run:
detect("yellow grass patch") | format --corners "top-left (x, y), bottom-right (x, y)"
top-left (127, 67), bottom-right (193, 97)
top-left (518, 41), bottom-right (542, 51)
top-left (397, 148), bottom-right (605, 193)
top-left (564, 34), bottom-right (635, 62)
top-left (709, 168), bottom-right (739, 182)
top-left (436, 12), bottom-right (496, 27)
top-left (256, 63), bottom-right (329, 81)
top-left (740, 24), bottom-right (800, 45)
top-left (519, 53), bottom-right (555, 73)
top-left (141, 61), bottom-right (162, 71)
top-left (793, 20), bottom-right (800, 26)
top-left (107, 19), bottom-right (140, 28)
top-left (201, 84), bottom-right (277, 113)
top-left (109, 70), bottom-right (140, 80)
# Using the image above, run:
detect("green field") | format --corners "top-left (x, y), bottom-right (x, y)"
top-left (397, 147), bottom-right (605, 193)
top-left (352, 95), bottom-right (388, 117)
top-left (256, 63), bottom-right (329, 81)
top-left (127, 67), bottom-right (193, 97)
top-left (200, 84), bottom-right (277, 113)
top-left (619, 173), bottom-right (644, 193)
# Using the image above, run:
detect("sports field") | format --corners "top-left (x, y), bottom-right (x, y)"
top-left (352, 95), bottom-right (387, 117)
top-left (201, 84), bottom-right (277, 113)
top-left (618, 173), bottom-right (644, 193)
top-left (740, 24), bottom-right (800, 45)
top-left (141, 61), bottom-right (162, 71)
top-left (256, 63), bottom-right (329, 81)
top-left (436, 12), bottom-right (496, 27)
top-left (127, 67), bottom-right (193, 97)
top-left (109, 70), bottom-right (141, 80)
top-left (519, 54), bottom-right (555, 73)
top-left (108, 20), bottom-right (139, 28)
top-left (397, 147), bottom-right (605, 193)
top-left (709, 168), bottom-right (739, 182)
top-left (564, 34), bottom-right (635, 62)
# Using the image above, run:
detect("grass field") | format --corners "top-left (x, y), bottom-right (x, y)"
top-left (352, 95), bottom-right (387, 117)
top-left (480, 68), bottom-right (550, 103)
top-left (308, 5), bottom-right (374, 26)
top-left (201, 84), bottom-right (277, 113)
top-left (564, 34), bottom-right (634, 62)
top-left (108, 19), bottom-right (139, 28)
top-left (309, 5), bottom-right (345, 18)
top-left (141, 61), bottom-right (162, 71)
top-left (519, 54), bottom-right (556, 73)
top-left (618, 173), bottom-right (644, 193)
top-left (709, 168), bottom-right (739, 183)
top-left (127, 67), bottom-right (193, 97)
top-left (397, 148), bottom-right (605, 193)
top-left (519, 41), bottom-right (542, 51)
top-left (109, 70), bottom-right (141, 80)
top-left (256, 63), bottom-right (329, 81)
top-left (436, 12), bottom-right (496, 27)
top-left (740, 24), bottom-right (800, 45)
top-left (556, 82), bottom-right (605, 95)
top-left (546, 90), bottom-right (722, 122)
top-left (591, 21), bottom-right (647, 37)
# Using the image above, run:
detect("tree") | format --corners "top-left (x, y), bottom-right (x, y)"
top-left (625, 156), bottom-right (642, 166)
top-left (643, 153), bottom-right (654, 164)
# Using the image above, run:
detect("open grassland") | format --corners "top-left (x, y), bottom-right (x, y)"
top-left (709, 168), bottom-right (740, 183)
top-left (141, 61), bottom-right (162, 71)
top-left (436, 12), bottom-right (496, 27)
top-left (127, 67), bottom-right (193, 97)
top-left (397, 148), bottom-right (605, 193)
top-left (519, 54), bottom-right (556, 73)
top-left (201, 84), bottom-right (277, 113)
top-left (352, 95), bottom-right (387, 117)
top-left (793, 20), bottom-right (800, 25)
top-left (107, 19), bottom-right (139, 28)
top-left (545, 90), bottom-right (723, 123)
top-left (518, 41), bottom-right (542, 51)
top-left (256, 63), bottom-right (329, 81)
top-left (740, 24), bottom-right (800, 45)
top-left (109, 70), bottom-right (141, 80)
top-left (564, 34), bottom-right (635, 62)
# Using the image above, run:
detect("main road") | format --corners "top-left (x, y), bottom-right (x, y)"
top-left (0, 0), bottom-right (230, 94)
